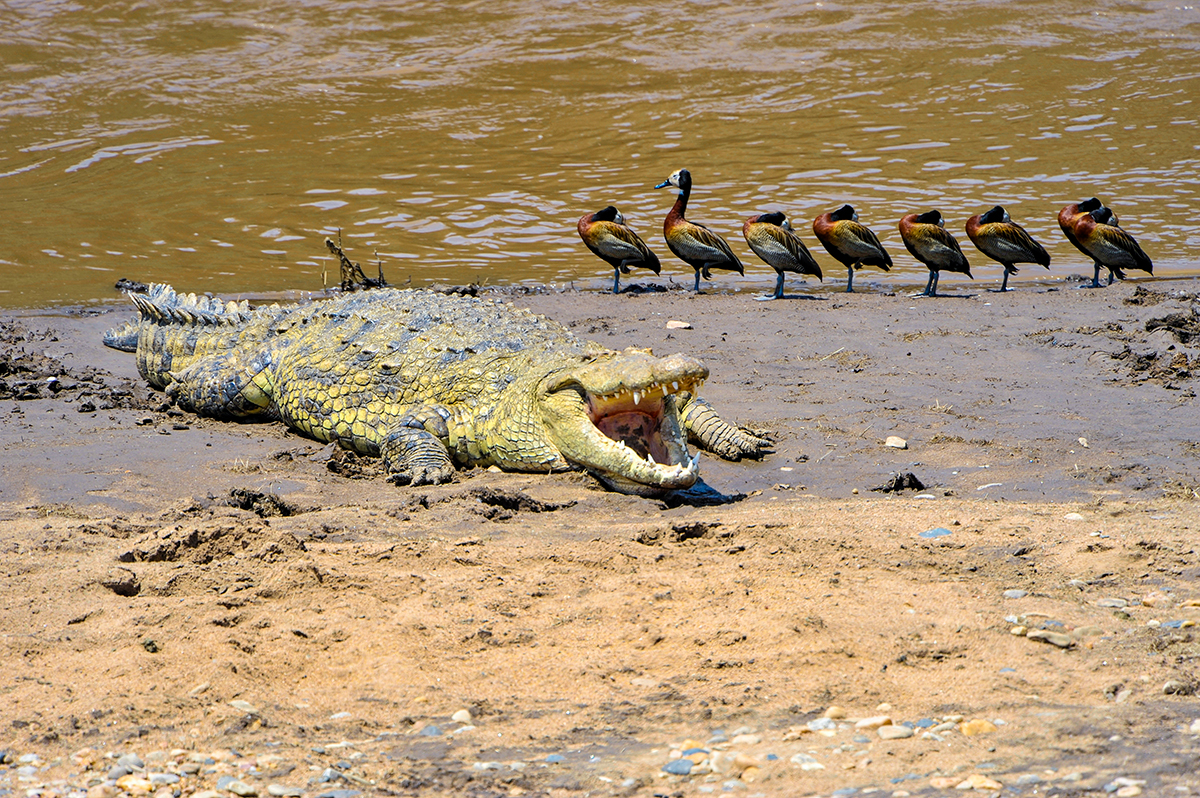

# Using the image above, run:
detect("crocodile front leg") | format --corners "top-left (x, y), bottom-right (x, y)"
top-left (380, 407), bottom-right (456, 486)
top-left (678, 392), bottom-right (771, 461)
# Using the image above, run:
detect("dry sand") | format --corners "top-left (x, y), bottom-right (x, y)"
top-left (3, 277), bottom-right (1200, 797)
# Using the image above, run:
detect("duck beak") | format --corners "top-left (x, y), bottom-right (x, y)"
top-left (653, 180), bottom-right (670, 189)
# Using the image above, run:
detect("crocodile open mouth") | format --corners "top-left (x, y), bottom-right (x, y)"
top-left (539, 350), bottom-right (708, 495)
top-left (587, 379), bottom-right (697, 465)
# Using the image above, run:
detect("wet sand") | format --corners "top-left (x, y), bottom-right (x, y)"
top-left (3, 278), bottom-right (1200, 796)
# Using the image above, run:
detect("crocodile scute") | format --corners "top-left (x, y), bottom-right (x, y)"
top-left (104, 284), bottom-right (769, 495)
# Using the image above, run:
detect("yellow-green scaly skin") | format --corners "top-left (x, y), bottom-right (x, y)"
top-left (103, 285), bottom-right (768, 493)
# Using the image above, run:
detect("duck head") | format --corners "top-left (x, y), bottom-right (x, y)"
top-left (829, 204), bottom-right (858, 222)
top-left (755, 210), bottom-right (790, 229)
top-left (978, 206), bottom-right (1010, 224)
top-left (654, 168), bottom-right (692, 194)
top-left (592, 205), bottom-right (624, 224)
top-left (915, 210), bottom-right (945, 227)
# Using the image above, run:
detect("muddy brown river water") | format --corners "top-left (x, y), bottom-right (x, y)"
top-left (2, 0), bottom-right (1199, 307)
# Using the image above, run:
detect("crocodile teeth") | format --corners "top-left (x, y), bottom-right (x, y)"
top-left (632, 391), bottom-right (640, 405)
top-left (647, 453), bottom-right (656, 465)
top-left (671, 381), bottom-right (679, 392)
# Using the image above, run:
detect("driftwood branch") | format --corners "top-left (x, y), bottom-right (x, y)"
top-left (324, 231), bottom-right (387, 291)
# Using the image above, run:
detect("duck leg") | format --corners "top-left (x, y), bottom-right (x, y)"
top-left (774, 271), bottom-right (785, 300)
top-left (921, 267), bottom-right (940, 295)
top-left (1090, 261), bottom-right (1103, 288)
top-left (1107, 267), bottom-right (1117, 286)
top-left (692, 269), bottom-right (702, 293)
top-left (613, 267), bottom-right (622, 294)
top-left (999, 267), bottom-right (1012, 293)
top-left (846, 265), bottom-right (855, 293)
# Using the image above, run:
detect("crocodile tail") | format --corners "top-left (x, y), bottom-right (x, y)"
top-left (105, 283), bottom-right (262, 389)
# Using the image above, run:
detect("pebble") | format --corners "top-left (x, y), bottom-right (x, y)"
top-left (217, 776), bottom-right (239, 790)
top-left (740, 766), bottom-right (761, 783)
top-left (957, 774), bottom-right (1003, 790)
top-left (885, 436), bottom-right (908, 449)
top-left (313, 791), bottom-right (360, 798)
top-left (730, 733), bottom-right (762, 745)
top-left (918, 527), bottom-right (951, 539)
top-left (855, 715), bottom-right (892, 730)
top-left (451, 709), bottom-right (472, 724)
top-left (959, 719), bottom-right (998, 736)
top-left (118, 754), bottom-right (146, 771)
top-left (472, 762), bottom-right (503, 771)
top-left (193, 792), bottom-right (224, 798)
top-left (1026, 630), bottom-right (1073, 648)
top-left (1063, 512), bottom-right (1085, 521)
top-left (1163, 680), bottom-right (1191, 695)
top-left (790, 753), bottom-right (824, 771)
top-left (228, 782), bottom-right (258, 797)
top-left (417, 725), bottom-right (442, 737)
top-left (807, 718), bottom-right (837, 731)
top-left (1010, 625), bottom-right (1028, 636)
top-left (823, 706), bottom-right (847, 719)
top-left (921, 732), bottom-right (944, 742)
top-left (87, 786), bottom-right (119, 798)
top-left (1096, 598), bottom-right (1128, 608)
top-left (1190, 719), bottom-right (1200, 734)
top-left (228, 701), bottom-right (257, 714)
top-left (929, 777), bottom-right (959, 789)
top-left (148, 774), bottom-right (179, 785)
top-left (545, 754), bottom-right (565, 764)
top-left (1013, 774), bottom-right (1041, 785)
top-left (1115, 788), bottom-right (1142, 797)
top-left (1003, 589), bottom-right (1028, 599)
top-left (266, 787), bottom-right (304, 797)
top-left (878, 725), bottom-right (913, 740)
top-left (108, 766), bottom-right (130, 780)
top-left (931, 722), bottom-right (957, 734)
top-left (114, 776), bottom-right (153, 793)
top-left (665, 320), bottom-right (692, 330)
top-left (662, 759), bottom-right (693, 775)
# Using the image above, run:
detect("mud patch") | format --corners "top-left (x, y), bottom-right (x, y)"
top-left (1146, 308), bottom-right (1200, 344)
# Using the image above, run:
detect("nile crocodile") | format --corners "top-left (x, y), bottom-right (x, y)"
top-left (103, 285), bottom-right (768, 495)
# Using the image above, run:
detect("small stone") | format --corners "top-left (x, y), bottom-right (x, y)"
top-left (1003, 589), bottom-right (1028, 599)
top-left (931, 722), bottom-right (957, 734)
top-left (228, 700), bottom-right (257, 713)
top-left (1026, 630), bottom-right (1073, 648)
top-left (1189, 719), bottom-right (1200, 734)
top-left (956, 774), bottom-right (1003, 790)
top-left (790, 753), bottom-right (824, 771)
top-left (545, 754), bottom-right (565, 763)
top-left (1096, 598), bottom-right (1128, 608)
top-left (451, 709), bottom-right (472, 724)
top-left (740, 766), bottom-right (761, 783)
top-left (1115, 787), bottom-right (1142, 797)
top-left (885, 436), bottom-right (908, 449)
top-left (922, 732), bottom-right (945, 742)
top-left (1142, 591), bottom-right (1172, 608)
top-left (855, 715), bottom-right (892, 730)
top-left (194, 792), bottom-right (224, 798)
top-left (1014, 774), bottom-right (1041, 785)
top-left (267, 787), bottom-right (304, 797)
top-left (149, 774), bottom-right (180, 785)
top-left (930, 777), bottom-right (960, 789)
top-left (823, 706), bottom-right (847, 719)
top-left (665, 320), bottom-right (692, 330)
top-left (730, 733), bottom-right (761, 745)
top-left (417, 725), bottom-right (442, 736)
top-left (87, 786), bottom-right (119, 798)
top-left (943, 714), bottom-right (965, 723)
top-left (227, 781), bottom-right (258, 797)
top-left (313, 791), bottom-right (360, 798)
top-left (115, 776), bottom-right (154, 794)
top-left (108, 765), bottom-right (131, 780)
top-left (919, 527), bottom-right (951, 539)
top-left (1075, 625), bottom-right (1104, 637)
top-left (118, 754), bottom-right (146, 771)
top-left (189, 681), bottom-right (211, 696)
top-left (959, 719), bottom-right (998, 736)
top-left (1010, 625), bottom-right (1028, 636)
top-left (807, 717), bottom-right (837, 731)
top-left (878, 725), bottom-right (914, 740)
top-left (662, 759), bottom-right (692, 775)
top-left (1163, 680), bottom-right (1193, 695)
top-left (1063, 512), bottom-right (1085, 521)
top-left (472, 762), bottom-right (503, 771)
